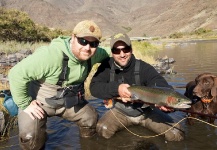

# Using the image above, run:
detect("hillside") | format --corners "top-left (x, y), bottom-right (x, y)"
top-left (1, 0), bottom-right (217, 37)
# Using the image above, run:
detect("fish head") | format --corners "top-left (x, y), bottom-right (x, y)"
top-left (166, 96), bottom-right (192, 109)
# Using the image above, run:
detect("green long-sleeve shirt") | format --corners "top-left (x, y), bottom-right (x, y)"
top-left (8, 36), bottom-right (110, 109)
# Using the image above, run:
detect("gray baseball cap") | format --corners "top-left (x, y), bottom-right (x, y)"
top-left (110, 33), bottom-right (131, 48)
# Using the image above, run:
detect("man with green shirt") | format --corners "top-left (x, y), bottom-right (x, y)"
top-left (8, 20), bottom-right (110, 150)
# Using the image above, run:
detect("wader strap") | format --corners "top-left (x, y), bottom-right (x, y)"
top-left (57, 53), bottom-right (92, 86)
top-left (57, 53), bottom-right (69, 86)
top-left (110, 62), bottom-right (115, 82)
top-left (110, 60), bottom-right (141, 85)
top-left (87, 58), bottom-right (92, 73)
top-left (134, 60), bottom-right (141, 85)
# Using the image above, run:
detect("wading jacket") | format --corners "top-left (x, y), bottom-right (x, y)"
top-left (8, 36), bottom-right (110, 110)
top-left (90, 54), bottom-right (173, 116)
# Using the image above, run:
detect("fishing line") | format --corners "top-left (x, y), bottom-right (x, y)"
top-left (110, 108), bottom-right (217, 138)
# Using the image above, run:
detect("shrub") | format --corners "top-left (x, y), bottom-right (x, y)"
top-left (0, 8), bottom-right (71, 42)
top-left (193, 28), bottom-right (211, 35)
top-left (132, 40), bottom-right (158, 56)
top-left (169, 32), bottom-right (183, 38)
top-left (121, 26), bottom-right (132, 32)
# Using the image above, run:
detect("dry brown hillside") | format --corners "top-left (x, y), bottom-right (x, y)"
top-left (1, 0), bottom-right (217, 37)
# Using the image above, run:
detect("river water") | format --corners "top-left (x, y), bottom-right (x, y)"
top-left (0, 40), bottom-right (217, 150)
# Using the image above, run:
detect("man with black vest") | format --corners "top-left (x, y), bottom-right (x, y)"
top-left (90, 33), bottom-right (184, 141)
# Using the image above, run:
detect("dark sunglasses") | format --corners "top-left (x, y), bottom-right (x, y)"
top-left (111, 46), bottom-right (132, 54)
top-left (76, 37), bottom-right (99, 48)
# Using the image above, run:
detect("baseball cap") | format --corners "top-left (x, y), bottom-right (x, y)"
top-left (110, 33), bottom-right (131, 48)
top-left (73, 20), bottom-right (102, 41)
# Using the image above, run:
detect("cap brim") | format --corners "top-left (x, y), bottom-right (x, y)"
top-left (110, 39), bottom-right (131, 48)
top-left (76, 33), bottom-right (100, 41)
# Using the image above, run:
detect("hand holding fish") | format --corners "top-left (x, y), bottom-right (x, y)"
top-left (121, 97), bottom-right (132, 103)
top-left (118, 84), bottom-right (131, 102)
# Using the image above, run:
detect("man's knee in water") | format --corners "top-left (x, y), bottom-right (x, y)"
top-left (165, 123), bottom-right (184, 141)
top-left (79, 126), bottom-right (96, 138)
top-left (19, 131), bottom-right (46, 150)
top-left (96, 122), bottom-right (115, 139)
top-left (19, 132), bottom-right (34, 143)
top-left (78, 104), bottom-right (98, 127)
top-left (78, 105), bottom-right (98, 138)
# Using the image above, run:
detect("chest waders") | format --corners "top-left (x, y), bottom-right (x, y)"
top-left (110, 60), bottom-right (145, 117)
top-left (45, 52), bottom-right (92, 108)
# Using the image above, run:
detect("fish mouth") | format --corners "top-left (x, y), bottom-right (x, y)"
top-left (175, 103), bottom-right (191, 108)
top-left (176, 104), bottom-right (191, 109)
top-left (184, 101), bottom-right (192, 105)
top-left (174, 101), bottom-right (192, 109)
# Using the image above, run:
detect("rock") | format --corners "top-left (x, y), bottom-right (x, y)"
top-left (153, 56), bottom-right (177, 75)
top-left (0, 49), bottom-right (32, 67)
top-left (156, 56), bottom-right (176, 64)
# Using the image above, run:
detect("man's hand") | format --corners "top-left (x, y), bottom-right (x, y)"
top-left (24, 100), bottom-right (45, 120)
top-left (118, 84), bottom-right (131, 103)
top-left (121, 97), bottom-right (132, 103)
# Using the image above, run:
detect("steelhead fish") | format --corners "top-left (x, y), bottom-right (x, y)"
top-left (127, 85), bottom-right (191, 109)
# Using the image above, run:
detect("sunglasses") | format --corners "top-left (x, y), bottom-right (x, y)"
top-left (76, 37), bottom-right (99, 48)
top-left (111, 46), bottom-right (132, 54)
